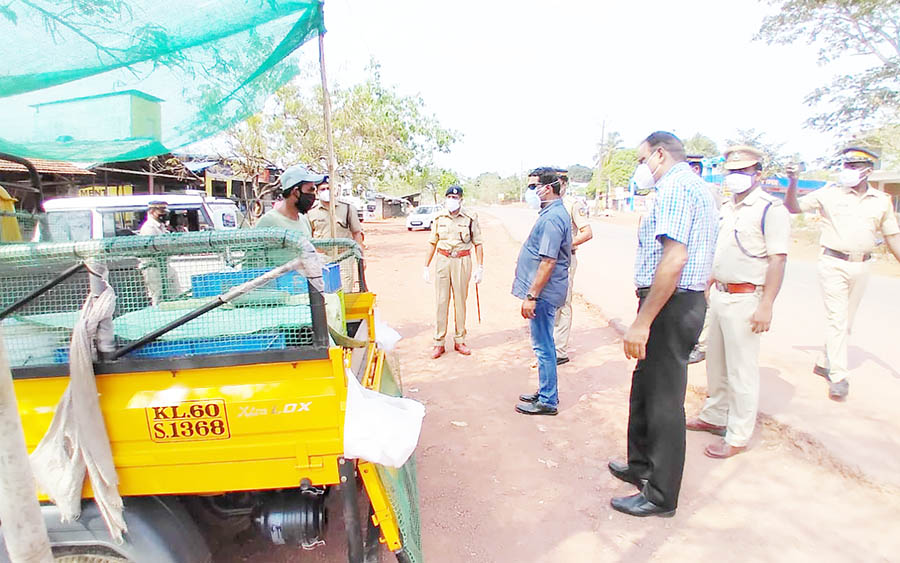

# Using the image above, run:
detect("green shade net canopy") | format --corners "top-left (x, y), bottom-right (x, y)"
top-left (0, 0), bottom-right (324, 162)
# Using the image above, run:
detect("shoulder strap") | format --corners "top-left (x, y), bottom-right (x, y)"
top-left (760, 201), bottom-right (773, 236)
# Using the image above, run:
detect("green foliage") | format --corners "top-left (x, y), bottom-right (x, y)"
top-left (852, 123), bottom-right (900, 168)
top-left (227, 62), bottom-right (459, 188)
top-left (587, 148), bottom-right (638, 197)
top-left (566, 164), bottom-right (593, 183)
top-left (684, 133), bottom-right (719, 157)
top-left (756, 0), bottom-right (900, 133)
top-left (464, 172), bottom-right (524, 203)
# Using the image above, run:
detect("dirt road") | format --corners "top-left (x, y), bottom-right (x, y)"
top-left (226, 213), bottom-right (899, 562)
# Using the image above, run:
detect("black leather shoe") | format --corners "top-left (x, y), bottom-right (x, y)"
top-left (519, 392), bottom-right (539, 403)
top-left (556, 356), bottom-right (570, 366)
top-left (813, 364), bottom-right (831, 380)
top-left (515, 402), bottom-right (558, 416)
top-left (610, 492), bottom-right (675, 518)
top-left (607, 460), bottom-right (647, 490)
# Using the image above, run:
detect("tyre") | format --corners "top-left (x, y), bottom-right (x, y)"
top-left (54, 546), bottom-right (130, 563)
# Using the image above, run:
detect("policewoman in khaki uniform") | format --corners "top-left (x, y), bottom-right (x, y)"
top-left (423, 185), bottom-right (484, 358)
top-left (687, 146), bottom-right (790, 458)
top-left (785, 147), bottom-right (900, 400)
top-left (554, 169), bottom-right (592, 364)
top-left (308, 178), bottom-right (364, 292)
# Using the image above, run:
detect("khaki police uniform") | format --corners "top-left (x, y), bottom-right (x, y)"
top-left (308, 201), bottom-right (363, 292)
top-left (138, 212), bottom-right (169, 305)
top-left (554, 194), bottom-right (589, 359)
top-left (430, 208), bottom-right (482, 345)
top-left (699, 187), bottom-right (791, 447)
top-left (798, 183), bottom-right (900, 383)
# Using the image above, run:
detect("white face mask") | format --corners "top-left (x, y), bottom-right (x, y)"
top-left (724, 172), bottom-right (754, 194)
top-left (633, 151), bottom-right (661, 191)
top-left (318, 189), bottom-right (330, 203)
top-left (524, 188), bottom-right (541, 210)
top-left (445, 197), bottom-right (461, 213)
top-left (838, 168), bottom-right (866, 188)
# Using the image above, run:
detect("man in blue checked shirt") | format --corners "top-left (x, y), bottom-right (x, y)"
top-left (512, 168), bottom-right (572, 416)
top-left (607, 131), bottom-right (717, 518)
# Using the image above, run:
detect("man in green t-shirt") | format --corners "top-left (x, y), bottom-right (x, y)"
top-left (255, 164), bottom-right (324, 265)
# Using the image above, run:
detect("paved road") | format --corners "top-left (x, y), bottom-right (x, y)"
top-left (482, 205), bottom-right (900, 487)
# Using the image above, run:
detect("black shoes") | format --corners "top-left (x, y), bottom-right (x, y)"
top-left (556, 356), bottom-right (570, 366)
top-left (607, 460), bottom-right (647, 490)
top-left (813, 364), bottom-right (830, 380)
top-left (829, 379), bottom-right (849, 401)
top-left (515, 402), bottom-right (558, 416)
top-left (610, 492), bottom-right (675, 518)
top-left (519, 392), bottom-right (539, 403)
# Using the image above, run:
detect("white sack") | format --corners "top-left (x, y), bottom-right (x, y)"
top-left (343, 370), bottom-right (424, 468)
top-left (373, 310), bottom-right (402, 352)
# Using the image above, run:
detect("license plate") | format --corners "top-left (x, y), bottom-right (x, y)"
top-left (146, 399), bottom-right (231, 443)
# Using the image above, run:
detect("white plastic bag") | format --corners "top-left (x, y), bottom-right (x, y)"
top-left (374, 309), bottom-right (402, 352)
top-left (343, 370), bottom-right (424, 468)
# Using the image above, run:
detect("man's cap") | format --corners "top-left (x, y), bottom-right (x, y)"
top-left (841, 146), bottom-right (879, 165)
top-left (317, 175), bottom-right (330, 186)
top-left (445, 185), bottom-right (463, 196)
top-left (723, 145), bottom-right (764, 170)
top-left (280, 164), bottom-right (326, 193)
top-left (685, 154), bottom-right (704, 164)
top-left (148, 201), bottom-right (168, 209)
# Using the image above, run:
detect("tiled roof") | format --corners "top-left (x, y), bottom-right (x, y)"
top-left (0, 158), bottom-right (94, 176)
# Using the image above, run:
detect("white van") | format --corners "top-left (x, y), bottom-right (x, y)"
top-left (41, 193), bottom-right (241, 242)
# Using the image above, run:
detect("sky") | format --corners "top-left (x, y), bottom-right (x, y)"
top-left (289, 0), bottom-right (868, 178)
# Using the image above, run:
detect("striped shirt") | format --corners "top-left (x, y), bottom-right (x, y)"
top-left (634, 162), bottom-right (718, 291)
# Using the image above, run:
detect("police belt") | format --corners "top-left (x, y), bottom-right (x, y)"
top-left (823, 247), bottom-right (871, 262)
top-left (714, 281), bottom-right (760, 294)
top-left (437, 248), bottom-right (471, 258)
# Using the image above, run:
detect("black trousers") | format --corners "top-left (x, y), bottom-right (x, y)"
top-left (627, 290), bottom-right (706, 510)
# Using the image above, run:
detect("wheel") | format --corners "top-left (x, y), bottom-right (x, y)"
top-left (53, 546), bottom-right (130, 563)
top-left (425, 223), bottom-right (432, 231)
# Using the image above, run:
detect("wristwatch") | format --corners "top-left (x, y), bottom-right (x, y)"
top-left (525, 293), bottom-right (537, 301)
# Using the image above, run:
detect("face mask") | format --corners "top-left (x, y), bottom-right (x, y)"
top-left (724, 172), bottom-right (754, 194)
top-left (524, 188), bottom-right (541, 210)
top-left (838, 168), bottom-right (866, 188)
top-left (318, 189), bottom-right (330, 203)
top-left (445, 197), bottom-right (461, 213)
top-left (296, 192), bottom-right (317, 214)
top-left (633, 151), bottom-right (661, 191)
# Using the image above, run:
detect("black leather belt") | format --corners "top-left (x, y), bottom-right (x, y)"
top-left (823, 247), bottom-right (871, 262)
top-left (635, 287), bottom-right (701, 299)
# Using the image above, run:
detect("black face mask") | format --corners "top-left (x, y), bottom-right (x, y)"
top-left (295, 192), bottom-right (317, 214)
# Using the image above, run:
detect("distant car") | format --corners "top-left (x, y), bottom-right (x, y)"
top-left (406, 205), bottom-right (440, 231)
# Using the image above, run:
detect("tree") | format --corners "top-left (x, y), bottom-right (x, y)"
top-left (464, 172), bottom-right (523, 203)
top-left (227, 62), bottom-right (459, 190)
top-left (684, 133), bottom-right (719, 157)
top-left (566, 164), bottom-right (593, 183)
top-left (757, 1), bottom-right (900, 133)
top-left (725, 128), bottom-right (793, 176)
top-left (587, 148), bottom-right (637, 197)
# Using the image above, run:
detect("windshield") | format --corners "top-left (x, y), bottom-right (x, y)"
top-left (415, 206), bottom-right (433, 214)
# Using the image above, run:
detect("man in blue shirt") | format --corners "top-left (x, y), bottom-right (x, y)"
top-left (608, 131), bottom-right (717, 517)
top-left (512, 168), bottom-right (572, 416)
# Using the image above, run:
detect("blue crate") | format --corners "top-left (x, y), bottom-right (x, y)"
top-left (323, 263), bottom-right (341, 293)
top-left (191, 269), bottom-right (308, 297)
top-left (52, 333), bottom-right (286, 363)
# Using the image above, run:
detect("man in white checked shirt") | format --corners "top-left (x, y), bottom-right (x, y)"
top-left (607, 131), bottom-right (718, 518)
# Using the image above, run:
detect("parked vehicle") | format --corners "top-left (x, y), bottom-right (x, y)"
top-left (41, 192), bottom-right (241, 242)
top-left (405, 205), bottom-right (439, 231)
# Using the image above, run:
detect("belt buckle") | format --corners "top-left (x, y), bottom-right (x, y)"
top-left (450, 250), bottom-right (460, 258)
top-left (849, 251), bottom-right (864, 262)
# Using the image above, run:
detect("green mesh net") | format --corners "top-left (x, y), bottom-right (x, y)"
top-left (0, 228), bottom-right (361, 370)
top-left (0, 0), bottom-right (324, 162)
top-left (376, 359), bottom-right (424, 563)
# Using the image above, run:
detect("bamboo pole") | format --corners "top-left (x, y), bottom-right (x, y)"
top-left (0, 327), bottom-right (53, 563)
top-left (318, 20), bottom-right (338, 245)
